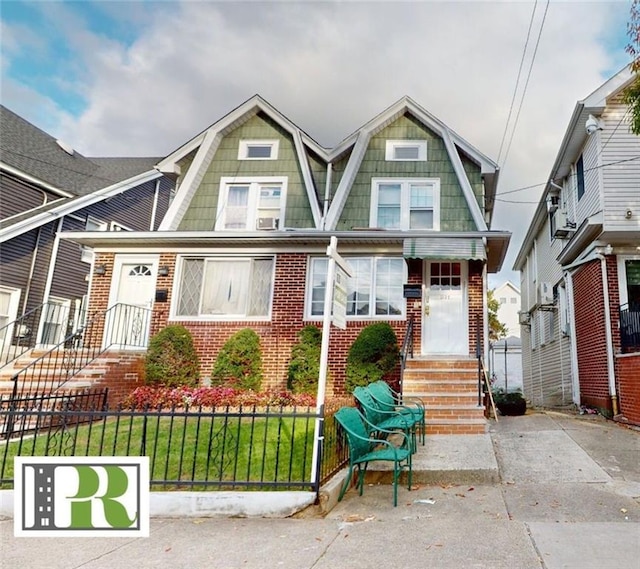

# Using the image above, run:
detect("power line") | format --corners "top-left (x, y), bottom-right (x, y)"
top-left (500, 0), bottom-right (550, 170)
top-left (497, 1), bottom-right (538, 166)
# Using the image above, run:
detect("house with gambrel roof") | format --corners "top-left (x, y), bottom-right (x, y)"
top-left (62, 95), bottom-right (511, 434)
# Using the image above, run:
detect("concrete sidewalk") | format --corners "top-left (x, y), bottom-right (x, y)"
top-left (1, 411), bottom-right (638, 569)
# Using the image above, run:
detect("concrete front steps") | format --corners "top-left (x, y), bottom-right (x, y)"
top-left (402, 357), bottom-right (486, 435)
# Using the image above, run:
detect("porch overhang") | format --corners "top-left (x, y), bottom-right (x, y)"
top-left (403, 235), bottom-right (509, 273)
top-left (58, 229), bottom-right (510, 271)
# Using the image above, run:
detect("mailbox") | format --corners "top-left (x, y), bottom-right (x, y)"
top-left (403, 284), bottom-right (422, 299)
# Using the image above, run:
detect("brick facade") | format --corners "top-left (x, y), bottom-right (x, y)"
top-left (616, 354), bottom-right (640, 425)
top-left (573, 260), bottom-right (611, 411)
top-left (89, 252), bottom-right (485, 397)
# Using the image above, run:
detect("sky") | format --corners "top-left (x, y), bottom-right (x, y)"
top-left (0, 0), bottom-right (633, 287)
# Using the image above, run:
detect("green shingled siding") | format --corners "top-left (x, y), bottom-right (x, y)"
top-left (336, 114), bottom-right (479, 231)
top-left (461, 152), bottom-right (484, 208)
top-left (307, 149), bottom-right (327, 206)
top-left (178, 113), bottom-right (314, 230)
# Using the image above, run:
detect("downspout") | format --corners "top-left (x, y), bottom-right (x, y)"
top-left (149, 179), bottom-right (161, 230)
top-left (595, 253), bottom-right (619, 416)
top-left (563, 271), bottom-right (580, 405)
top-left (22, 227), bottom-right (43, 315)
top-left (321, 163), bottom-right (332, 230)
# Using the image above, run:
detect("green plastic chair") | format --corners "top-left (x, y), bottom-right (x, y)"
top-left (334, 406), bottom-right (413, 507)
top-left (352, 386), bottom-right (419, 453)
top-left (367, 381), bottom-right (426, 446)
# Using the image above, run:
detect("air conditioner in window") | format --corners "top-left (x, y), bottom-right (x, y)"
top-left (552, 210), bottom-right (576, 239)
top-left (257, 217), bottom-right (279, 230)
top-left (538, 282), bottom-right (554, 305)
top-left (518, 311), bottom-right (531, 326)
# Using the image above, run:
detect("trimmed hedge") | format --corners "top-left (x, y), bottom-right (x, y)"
top-left (287, 326), bottom-right (322, 395)
top-left (145, 325), bottom-right (199, 387)
top-left (211, 328), bottom-right (263, 391)
top-left (345, 322), bottom-right (399, 393)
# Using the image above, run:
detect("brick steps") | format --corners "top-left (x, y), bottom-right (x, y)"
top-left (402, 357), bottom-right (486, 435)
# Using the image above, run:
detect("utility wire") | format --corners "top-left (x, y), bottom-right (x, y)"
top-left (496, 1), bottom-right (538, 166)
top-left (500, 0), bottom-right (550, 170)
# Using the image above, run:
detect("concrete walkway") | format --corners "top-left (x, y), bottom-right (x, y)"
top-left (2, 411), bottom-right (638, 569)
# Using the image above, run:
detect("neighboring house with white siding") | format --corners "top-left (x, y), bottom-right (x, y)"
top-left (494, 281), bottom-right (521, 338)
top-left (513, 66), bottom-right (640, 425)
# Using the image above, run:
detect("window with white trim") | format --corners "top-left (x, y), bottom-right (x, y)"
top-left (385, 140), bottom-right (427, 161)
top-left (238, 140), bottom-right (279, 160)
top-left (81, 217), bottom-right (108, 263)
top-left (175, 257), bottom-right (274, 319)
top-left (216, 177), bottom-right (286, 231)
top-left (307, 256), bottom-right (406, 318)
top-left (371, 178), bottom-right (440, 230)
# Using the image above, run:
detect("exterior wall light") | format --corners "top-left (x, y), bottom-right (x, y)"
top-left (94, 264), bottom-right (107, 276)
top-left (158, 266), bottom-right (170, 277)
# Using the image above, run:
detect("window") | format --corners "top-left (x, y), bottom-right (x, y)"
top-left (500, 297), bottom-right (507, 305)
top-left (371, 178), bottom-right (440, 230)
top-left (238, 140), bottom-right (279, 160)
top-left (510, 297), bottom-right (518, 304)
top-left (576, 154), bottom-right (585, 200)
top-left (0, 287), bottom-right (20, 342)
top-left (175, 257), bottom-right (274, 319)
top-left (308, 256), bottom-right (406, 318)
top-left (216, 177), bottom-right (286, 231)
top-left (81, 217), bottom-right (108, 263)
top-left (385, 140), bottom-right (427, 161)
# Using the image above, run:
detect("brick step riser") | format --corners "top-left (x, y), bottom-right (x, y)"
top-left (420, 396), bottom-right (480, 406)
top-left (404, 360), bottom-right (477, 371)
top-left (425, 424), bottom-right (486, 435)
top-left (426, 409), bottom-right (486, 420)
top-left (404, 384), bottom-right (477, 394)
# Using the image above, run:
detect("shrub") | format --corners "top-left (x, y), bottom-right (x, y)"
top-left (145, 325), bottom-right (199, 387)
top-left (287, 326), bottom-right (322, 394)
top-left (345, 322), bottom-right (399, 393)
top-left (211, 328), bottom-right (263, 390)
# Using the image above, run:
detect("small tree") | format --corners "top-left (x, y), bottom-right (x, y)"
top-left (211, 328), bottom-right (263, 391)
top-left (145, 325), bottom-right (199, 387)
top-left (623, 0), bottom-right (640, 134)
top-left (345, 323), bottom-right (399, 393)
top-left (488, 289), bottom-right (508, 341)
top-left (287, 326), bottom-right (322, 395)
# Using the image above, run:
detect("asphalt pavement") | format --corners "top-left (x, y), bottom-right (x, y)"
top-left (1, 410), bottom-right (638, 569)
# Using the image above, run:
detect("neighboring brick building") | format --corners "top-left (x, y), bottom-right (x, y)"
top-left (513, 66), bottom-right (640, 425)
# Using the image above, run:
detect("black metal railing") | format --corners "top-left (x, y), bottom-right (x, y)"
top-left (0, 401), bottom-right (350, 493)
top-left (8, 303), bottom-right (151, 401)
top-left (0, 301), bottom-right (82, 369)
top-left (399, 316), bottom-right (414, 394)
top-left (620, 303), bottom-right (640, 353)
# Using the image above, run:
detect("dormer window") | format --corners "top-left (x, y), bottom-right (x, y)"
top-left (238, 140), bottom-right (279, 160)
top-left (385, 140), bottom-right (427, 161)
top-left (370, 178), bottom-right (440, 230)
top-left (216, 177), bottom-right (286, 231)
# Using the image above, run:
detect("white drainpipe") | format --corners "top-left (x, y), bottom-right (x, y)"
top-left (596, 253), bottom-right (618, 416)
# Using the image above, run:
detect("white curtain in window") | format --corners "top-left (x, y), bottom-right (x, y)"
top-left (225, 186), bottom-right (249, 229)
top-left (202, 260), bottom-right (250, 315)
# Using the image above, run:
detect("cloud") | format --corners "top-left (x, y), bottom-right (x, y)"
top-left (1, 1), bottom-right (632, 284)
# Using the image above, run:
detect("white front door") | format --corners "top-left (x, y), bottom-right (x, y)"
top-left (422, 261), bottom-right (468, 355)
top-left (105, 256), bottom-right (157, 349)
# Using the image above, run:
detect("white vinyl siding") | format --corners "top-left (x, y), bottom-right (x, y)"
top-left (601, 99), bottom-right (640, 230)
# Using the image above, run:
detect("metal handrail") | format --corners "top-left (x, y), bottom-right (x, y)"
top-left (399, 316), bottom-right (414, 394)
top-left (0, 301), bottom-right (81, 369)
top-left (7, 303), bottom-right (151, 402)
top-left (619, 303), bottom-right (640, 353)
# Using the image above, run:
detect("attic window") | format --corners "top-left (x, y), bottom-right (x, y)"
top-left (385, 140), bottom-right (427, 161)
top-left (238, 140), bottom-right (279, 160)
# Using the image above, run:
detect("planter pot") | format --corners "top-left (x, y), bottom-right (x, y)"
top-left (496, 398), bottom-right (527, 416)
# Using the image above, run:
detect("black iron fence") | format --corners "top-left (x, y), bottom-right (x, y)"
top-left (0, 392), bottom-right (350, 493)
top-left (620, 303), bottom-right (640, 353)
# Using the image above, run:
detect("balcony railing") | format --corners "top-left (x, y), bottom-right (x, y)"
top-left (619, 303), bottom-right (640, 353)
